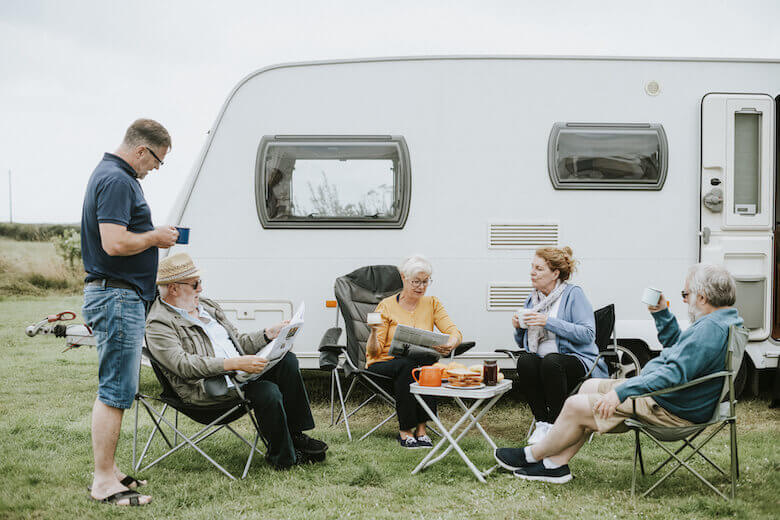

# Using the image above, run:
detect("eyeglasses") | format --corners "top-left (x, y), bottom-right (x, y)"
top-left (409, 278), bottom-right (432, 288)
top-left (177, 279), bottom-right (201, 291)
top-left (681, 290), bottom-right (690, 299)
top-left (145, 146), bottom-right (164, 166)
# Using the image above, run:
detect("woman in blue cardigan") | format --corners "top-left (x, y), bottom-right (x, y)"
top-left (513, 246), bottom-right (607, 444)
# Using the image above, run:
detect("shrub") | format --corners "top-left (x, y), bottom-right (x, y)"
top-left (52, 230), bottom-right (82, 269)
top-left (0, 223), bottom-right (79, 242)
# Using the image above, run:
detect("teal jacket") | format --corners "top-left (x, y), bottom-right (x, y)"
top-left (514, 284), bottom-right (608, 378)
top-left (615, 307), bottom-right (743, 423)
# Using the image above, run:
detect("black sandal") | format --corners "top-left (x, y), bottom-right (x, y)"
top-left (119, 475), bottom-right (145, 489)
top-left (90, 489), bottom-right (146, 506)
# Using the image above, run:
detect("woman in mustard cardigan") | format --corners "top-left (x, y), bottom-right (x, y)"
top-left (365, 255), bottom-right (462, 449)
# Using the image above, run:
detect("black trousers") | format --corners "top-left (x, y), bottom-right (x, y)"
top-left (515, 351), bottom-right (586, 423)
top-left (241, 351), bottom-right (315, 467)
top-left (366, 356), bottom-right (437, 431)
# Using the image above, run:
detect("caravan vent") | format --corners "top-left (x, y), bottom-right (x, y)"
top-left (487, 283), bottom-right (533, 311)
top-left (488, 223), bottom-right (559, 249)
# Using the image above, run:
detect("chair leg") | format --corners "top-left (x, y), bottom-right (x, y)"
top-left (333, 369), bottom-right (351, 441)
top-left (631, 430), bottom-right (639, 499)
top-left (133, 398), bottom-right (139, 470)
top-left (635, 429), bottom-right (645, 476)
top-left (730, 420), bottom-right (738, 499)
top-left (329, 370), bottom-right (336, 426)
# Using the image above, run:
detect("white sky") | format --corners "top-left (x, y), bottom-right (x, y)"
top-left (0, 0), bottom-right (777, 223)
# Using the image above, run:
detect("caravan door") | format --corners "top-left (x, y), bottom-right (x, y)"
top-left (700, 94), bottom-right (775, 341)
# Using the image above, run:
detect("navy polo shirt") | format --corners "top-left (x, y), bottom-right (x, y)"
top-left (81, 153), bottom-right (158, 301)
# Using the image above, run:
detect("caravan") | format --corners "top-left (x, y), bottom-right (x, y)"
top-left (166, 55), bottom-right (780, 396)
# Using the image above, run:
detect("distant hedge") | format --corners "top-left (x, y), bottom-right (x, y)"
top-left (0, 223), bottom-right (80, 242)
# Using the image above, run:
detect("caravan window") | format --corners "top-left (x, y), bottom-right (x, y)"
top-left (256, 136), bottom-right (411, 229)
top-left (548, 123), bottom-right (668, 190)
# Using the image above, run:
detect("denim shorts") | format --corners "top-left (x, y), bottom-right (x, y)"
top-left (82, 286), bottom-right (145, 409)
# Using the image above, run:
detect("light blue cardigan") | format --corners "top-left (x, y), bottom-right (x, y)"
top-left (513, 284), bottom-right (608, 378)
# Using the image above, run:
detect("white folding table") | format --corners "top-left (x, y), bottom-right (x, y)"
top-left (410, 379), bottom-right (512, 483)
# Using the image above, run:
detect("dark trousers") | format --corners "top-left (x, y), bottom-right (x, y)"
top-left (515, 351), bottom-right (586, 423)
top-left (241, 351), bottom-right (315, 467)
top-left (366, 356), bottom-right (437, 431)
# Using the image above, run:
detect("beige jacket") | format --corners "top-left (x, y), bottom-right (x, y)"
top-left (145, 296), bottom-right (269, 404)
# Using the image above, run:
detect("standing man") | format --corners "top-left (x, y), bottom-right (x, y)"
top-left (81, 119), bottom-right (178, 506)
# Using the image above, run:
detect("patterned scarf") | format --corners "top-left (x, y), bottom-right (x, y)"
top-left (527, 281), bottom-right (567, 353)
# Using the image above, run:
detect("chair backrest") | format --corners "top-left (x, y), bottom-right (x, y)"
top-left (334, 265), bottom-right (403, 374)
top-left (593, 304), bottom-right (616, 352)
top-left (719, 324), bottom-right (749, 405)
top-left (142, 346), bottom-right (181, 400)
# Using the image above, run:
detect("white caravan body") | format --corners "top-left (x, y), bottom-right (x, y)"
top-left (168, 56), bottom-right (780, 383)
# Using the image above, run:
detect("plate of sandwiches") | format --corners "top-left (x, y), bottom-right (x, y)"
top-left (443, 368), bottom-right (485, 389)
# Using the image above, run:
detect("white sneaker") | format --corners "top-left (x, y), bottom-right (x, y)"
top-left (527, 421), bottom-right (552, 445)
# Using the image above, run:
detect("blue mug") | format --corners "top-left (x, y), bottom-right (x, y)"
top-left (175, 227), bottom-right (190, 245)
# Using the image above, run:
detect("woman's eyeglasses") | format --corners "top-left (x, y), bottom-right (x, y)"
top-left (409, 278), bottom-right (432, 288)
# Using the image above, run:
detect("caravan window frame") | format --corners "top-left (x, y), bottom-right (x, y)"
top-left (255, 135), bottom-right (411, 229)
top-left (547, 123), bottom-right (669, 190)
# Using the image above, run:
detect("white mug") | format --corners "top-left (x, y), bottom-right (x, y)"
top-left (641, 287), bottom-right (662, 306)
top-left (366, 312), bottom-right (382, 325)
top-left (516, 308), bottom-right (534, 329)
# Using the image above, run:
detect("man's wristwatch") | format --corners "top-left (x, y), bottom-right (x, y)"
top-left (263, 329), bottom-right (272, 343)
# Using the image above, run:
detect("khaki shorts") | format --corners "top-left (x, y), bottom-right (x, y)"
top-left (588, 379), bottom-right (694, 434)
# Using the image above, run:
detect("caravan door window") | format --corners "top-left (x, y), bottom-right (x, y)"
top-left (548, 123), bottom-right (668, 190)
top-left (256, 136), bottom-right (411, 229)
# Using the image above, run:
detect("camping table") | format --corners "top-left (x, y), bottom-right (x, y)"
top-left (410, 379), bottom-right (512, 483)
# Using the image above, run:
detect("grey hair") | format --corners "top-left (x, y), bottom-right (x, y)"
top-left (686, 264), bottom-right (736, 307)
top-left (398, 254), bottom-right (433, 278)
top-left (122, 118), bottom-right (171, 149)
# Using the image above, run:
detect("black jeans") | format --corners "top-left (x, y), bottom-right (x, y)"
top-left (366, 356), bottom-right (437, 431)
top-left (241, 351), bottom-right (315, 467)
top-left (515, 351), bottom-right (586, 423)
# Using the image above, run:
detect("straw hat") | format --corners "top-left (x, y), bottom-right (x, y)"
top-left (156, 252), bottom-right (203, 285)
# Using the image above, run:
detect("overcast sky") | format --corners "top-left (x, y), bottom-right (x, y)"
top-left (0, 0), bottom-right (777, 224)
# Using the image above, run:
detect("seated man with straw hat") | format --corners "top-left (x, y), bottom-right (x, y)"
top-left (145, 252), bottom-right (327, 469)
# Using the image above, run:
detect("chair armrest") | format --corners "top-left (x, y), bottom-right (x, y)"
top-left (319, 344), bottom-right (346, 353)
top-left (494, 348), bottom-right (522, 361)
top-left (453, 341), bottom-right (476, 356)
top-left (318, 327), bottom-right (343, 351)
top-left (628, 371), bottom-right (730, 400)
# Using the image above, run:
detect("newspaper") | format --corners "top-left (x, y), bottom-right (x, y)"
top-left (236, 302), bottom-right (305, 381)
top-left (388, 324), bottom-right (449, 360)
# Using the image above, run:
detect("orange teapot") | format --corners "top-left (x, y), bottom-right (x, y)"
top-left (411, 365), bottom-right (443, 387)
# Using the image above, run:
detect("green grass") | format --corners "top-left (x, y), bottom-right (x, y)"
top-left (0, 238), bottom-right (83, 297)
top-left (1, 295), bottom-right (779, 519)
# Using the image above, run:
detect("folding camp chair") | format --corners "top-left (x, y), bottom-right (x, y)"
top-left (495, 304), bottom-right (641, 439)
top-left (626, 324), bottom-right (749, 500)
top-left (132, 348), bottom-right (267, 480)
top-left (318, 265), bottom-right (474, 441)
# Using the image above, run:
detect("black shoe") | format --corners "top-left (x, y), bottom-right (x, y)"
top-left (513, 462), bottom-right (572, 484)
top-left (397, 434), bottom-right (419, 449)
top-left (415, 434), bottom-right (433, 448)
top-left (292, 432), bottom-right (328, 455)
top-left (494, 447), bottom-right (530, 471)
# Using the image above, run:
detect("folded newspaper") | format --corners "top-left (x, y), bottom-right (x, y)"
top-left (388, 324), bottom-right (449, 360)
top-left (235, 302), bottom-right (305, 381)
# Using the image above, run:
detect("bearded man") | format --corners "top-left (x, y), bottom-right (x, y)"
top-left (494, 263), bottom-right (744, 484)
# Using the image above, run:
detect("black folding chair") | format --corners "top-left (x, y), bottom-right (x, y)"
top-left (132, 348), bottom-right (267, 480)
top-left (495, 303), bottom-right (641, 438)
top-left (318, 265), bottom-right (474, 441)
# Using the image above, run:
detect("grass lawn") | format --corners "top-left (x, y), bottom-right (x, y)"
top-left (1, 295), bottom-right (778, 519)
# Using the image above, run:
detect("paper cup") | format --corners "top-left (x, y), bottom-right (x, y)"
top-left (366, 312), bottom-right (382, 325)
top-left (641, 287), bottom-right (662, 306)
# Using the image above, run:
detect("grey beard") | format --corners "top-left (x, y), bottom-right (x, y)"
top-left (688, 300), bottom-right (704, 323)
